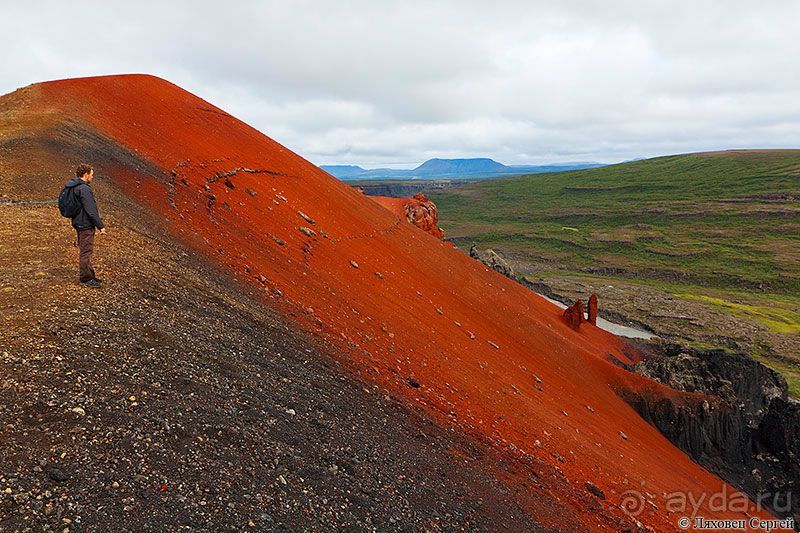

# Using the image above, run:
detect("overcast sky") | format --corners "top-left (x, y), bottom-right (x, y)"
top-left (2, 1), bottom-right (799, 167)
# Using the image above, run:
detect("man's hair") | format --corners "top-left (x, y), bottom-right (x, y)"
top-left (76, 163), bottom-right (93, 178)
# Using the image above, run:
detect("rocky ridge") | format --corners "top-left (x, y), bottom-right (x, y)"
top-left (624, 343), bottom-right (800, 523)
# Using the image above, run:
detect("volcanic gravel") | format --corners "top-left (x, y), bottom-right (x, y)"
top-left (0, 203), bottom-right (557, 531)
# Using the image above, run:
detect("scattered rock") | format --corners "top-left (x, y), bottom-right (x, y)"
top-left (406, 378), bottom-right (421, 388)
top-left (469, 244), bottom-right (515, 279)
top-left (298, 226), bottom-right (316, 237)
top-left (297, 211), bottom-right (316, 225)
top-left (48, 467), bottom-right (70, 482)
top-left (350, 260), bottom-right (359, 269)
top-left (585, 481), bottom-right (606, 500)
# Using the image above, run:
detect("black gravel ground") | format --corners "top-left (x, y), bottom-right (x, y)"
top-left (0, 198), bottom-right (565, 531)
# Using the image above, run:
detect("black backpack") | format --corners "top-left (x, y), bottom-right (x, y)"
top-left (58, 183), bottom-right (81, 218)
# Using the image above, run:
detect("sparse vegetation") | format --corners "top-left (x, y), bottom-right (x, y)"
top-left (675, 293), bottom-right (800, 335)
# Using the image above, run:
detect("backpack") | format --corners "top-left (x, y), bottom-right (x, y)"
top-left (58, 183), bottom-right (81, 218)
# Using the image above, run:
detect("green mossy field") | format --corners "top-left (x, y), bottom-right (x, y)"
top-left (432, 150), bottom-right (800, 298)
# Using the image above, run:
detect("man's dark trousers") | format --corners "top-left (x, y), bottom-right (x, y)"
top-left (77, 228), bottom-right (96, 282)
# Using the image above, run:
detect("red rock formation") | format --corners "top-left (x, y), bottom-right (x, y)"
top-left (404, 193), bottom-right (445, 239)
top-left (369, 193), bottom-right (445, 239)
top-left (588, 294), bottom-right (598, 326)
top-left (563, 300), bottom-right (584, 331)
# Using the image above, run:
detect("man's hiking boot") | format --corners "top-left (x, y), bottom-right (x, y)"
top-left (81, 279), bottom-right (102, 289)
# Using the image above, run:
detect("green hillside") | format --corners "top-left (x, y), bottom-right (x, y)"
top-left (432, 150), bottom-right (800, 295)
top-left (430, 150), bottom-right (800, 389)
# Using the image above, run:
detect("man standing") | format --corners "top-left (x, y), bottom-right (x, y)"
top-left (63, 164), bottom-right (106, 288)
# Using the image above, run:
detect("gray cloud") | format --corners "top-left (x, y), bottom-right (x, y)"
top-left (1, 0), bottom-right (799, 167)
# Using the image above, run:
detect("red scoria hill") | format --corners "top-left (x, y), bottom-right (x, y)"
top-left (3, 75), bottom-right (785, 530)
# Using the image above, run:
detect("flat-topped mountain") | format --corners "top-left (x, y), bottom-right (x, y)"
top-left (413, 157), bottom-right (507, 174)
top-left (321, 157), bottom-right (601, 181)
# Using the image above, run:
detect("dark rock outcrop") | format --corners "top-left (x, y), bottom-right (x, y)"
top-left (622, 344), bottom-right (800, 522)
top-left (469, 244), bottom-right (515, 279)
top-left (759, 397), bottom-right (800, 459)
top-left (633, 346), bottom-right (785, 420)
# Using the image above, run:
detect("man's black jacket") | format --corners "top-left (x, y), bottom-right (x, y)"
top-left (64, 178), bottom-right (105, 230)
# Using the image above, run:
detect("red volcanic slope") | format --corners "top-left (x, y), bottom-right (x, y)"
top-left (368, 193), bottom-right (445, 238)
top-left (22, 75), bottom-right (776, 528)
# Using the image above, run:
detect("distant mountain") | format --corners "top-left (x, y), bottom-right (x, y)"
top-left (320, 165), bottom-right (365, 178)
top-left (413, 157), bottom-right (507, 175)
top-left (321, 158), bottom-right (603, 181)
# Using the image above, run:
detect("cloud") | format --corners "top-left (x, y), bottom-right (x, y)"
top-left (1, 0), bottom-right (798, 166)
